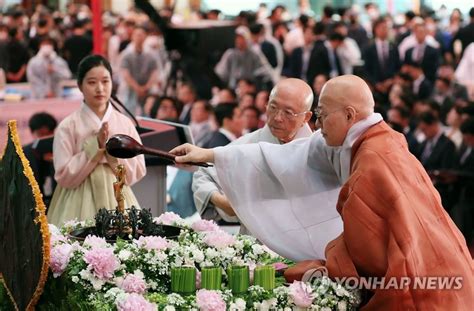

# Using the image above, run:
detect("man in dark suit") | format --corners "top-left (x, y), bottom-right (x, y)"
top-left (203, 103), bottom-right (243, 148)
top-left (404, 21), bottom-right (440, 82)
top-left (415, 111), bottom-right (458, 211)
top-left (450, 118), bottom-right (474, 243)
top-left (407, 61), bottom-right (433, 100)
top-left (387, 106), bottom-right (418, 153)
top-left (177, 83), bottom-right (197, 125)
top-left (22, 112), bottom-right (57, 209)
top-left (363, 17), bottom-right (400, 94)
top-left (289, 22), bottom-right (345, 86)
top-left (249, 23), bottom-right (278, 68)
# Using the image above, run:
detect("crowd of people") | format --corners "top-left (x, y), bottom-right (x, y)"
top-left (3, 2), bottom-right (474, 243)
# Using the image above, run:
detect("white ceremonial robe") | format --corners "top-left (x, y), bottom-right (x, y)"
top-left (192, 124), bottom-right (312, 233)
top-left (213, 114), bottom-right (383, 261)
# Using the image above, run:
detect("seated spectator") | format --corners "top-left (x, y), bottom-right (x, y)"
top-left (23, 112), bottom-right (58, 208)
top-left (406, 61), bottom-right (433, 100)
top-left (431, 76), bottom-right (455, 124)
top-left (214, 87), bottom-right (237, 105)
top-left (150, 96), bottom-right (179, 122)
top-left (27, 37), bottom-right (71, 99)
top-left (177, 83), bottom-right (197, 124)
top-left (255, 89), bottom-right (269, 126)
top-left (238, 93), bottom-right (255, 109)
top-left (236, 78), bottom-right (257, 98)
top-left (242, 106), bottom-right (261, 134)
top-left (189, 100), bottom-right (214, 147)
top-left (437, 63), bottom-right (469, 101)
top-left (387, 106), bottom-right (418, 153)
top-left (450, 118), bottom-right (474, 244)
top-left (445, 105), bottom-right (465, 150)
top-left (203, 103), bottom-right (244, 148)
top-left (415, 111), bottom-right (458, 211)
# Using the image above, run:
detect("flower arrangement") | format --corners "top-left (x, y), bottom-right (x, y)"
top-left (36, 213), bottom-right (361, 310)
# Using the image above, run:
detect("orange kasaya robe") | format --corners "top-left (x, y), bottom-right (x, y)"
top-left (286, 121), bottom-right (474, 310)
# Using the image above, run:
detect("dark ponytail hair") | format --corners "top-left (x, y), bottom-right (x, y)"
top-left (77, 54), bottom-right (138, 127)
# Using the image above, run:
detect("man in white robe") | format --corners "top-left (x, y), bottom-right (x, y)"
top-left (193, 78), bottom-right (315, 234)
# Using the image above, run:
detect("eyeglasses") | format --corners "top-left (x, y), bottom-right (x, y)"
top-left (267, 104), bottom-right (308, 120)
top-left (313, 107), bottom-right (346, 123)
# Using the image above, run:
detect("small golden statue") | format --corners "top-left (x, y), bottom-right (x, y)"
top-left (113, 164), bottom-right (126, 214)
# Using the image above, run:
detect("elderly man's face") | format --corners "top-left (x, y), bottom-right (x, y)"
top-left (316, 90), bottom-right (353, 146)
top-left (266, 88), bottom-right (310, 143)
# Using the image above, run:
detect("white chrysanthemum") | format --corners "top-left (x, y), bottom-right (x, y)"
top-left (192, 249), bottom-right (205, 263)
top-left (118, 249), bottom-right (132, 261)
top-left (337, 300), bottom-right (347, 311)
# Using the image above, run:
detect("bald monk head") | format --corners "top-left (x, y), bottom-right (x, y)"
top-left (267, 78), bottom-right (313, 143)
top-left (316, 75), bottom-right (375, 146)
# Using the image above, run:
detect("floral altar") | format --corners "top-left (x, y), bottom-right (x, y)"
top-left (24, 212), bottom-right (360, 311)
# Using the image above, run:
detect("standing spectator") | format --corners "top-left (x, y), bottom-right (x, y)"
top-left (283, 14), bottom-right (309, 56)
top-left (5, 27), bottom-right (29, 83)
top-left (119, 25), bottom-right (159, 115)
top-left (333, 22), bottom-right (361, 75)
top-left (27, 37), bottom-right (71, 99)
top-left (63, 19), bottom-right (93, 76)
top-left (363, 17), bottom-right (400, 94)
top-left (214, 26), bottom-right (265, 89)
top-left (29, 18), bottom-right (51, 55)
top-left (451, 7), bottom-right (474, 58)
top-left (404, 20), bottom-right (440, 82)
top-left (347, 9), bottom-right (369, 52)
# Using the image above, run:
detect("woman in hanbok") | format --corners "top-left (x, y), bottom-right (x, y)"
top-left (47, 55), bottom-right (146, 226)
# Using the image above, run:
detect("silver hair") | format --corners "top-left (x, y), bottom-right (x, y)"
top-left (269, 84), bottom-right (313, 111)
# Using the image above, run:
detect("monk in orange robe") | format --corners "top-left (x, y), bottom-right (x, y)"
top-left (171, 75), bottom-right (474, 309)
top-left (284, 75), bottom-right (474, 309)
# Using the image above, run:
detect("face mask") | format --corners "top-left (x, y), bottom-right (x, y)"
top-left (40, 44), bottom-right (54, 57)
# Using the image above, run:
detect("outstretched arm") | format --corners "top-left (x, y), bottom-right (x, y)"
top-left (170, 143), bottom-right (215, 164)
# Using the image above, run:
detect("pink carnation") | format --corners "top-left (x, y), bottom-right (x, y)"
top-left (191, 219), bottom-right (220, 232)
top-left (203, 231), bottom-right (236, 249)
top-left (153, 212), bottom-right (181, 225)
top-left (272, 262), bottom-right (288, 271)
top-left (83, 235), bottom-right (108, 249)
top-left (289, 281), bottom-right (315, 308)
top-left (196, 289), bottom-right (226, 311)
top-left (50, 243), bottom-right (73, 277)
top-left (117, 293), bottom-right (156, 311)
top-left (121, 273), bottom-right (147, 294)
top-left (136, 236), bottom-right (169, 251)
top-left (84, 247), bottom-right (120, 279)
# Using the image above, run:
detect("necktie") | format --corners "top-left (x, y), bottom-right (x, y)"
top-left (421, 140), bottom-right (434, 164)
top-left (334, 50), bottom-right (343, 76)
